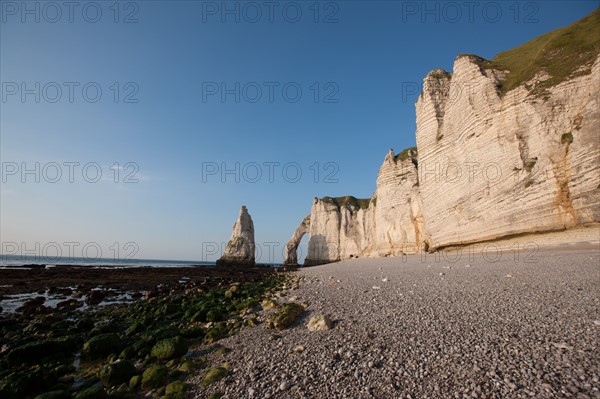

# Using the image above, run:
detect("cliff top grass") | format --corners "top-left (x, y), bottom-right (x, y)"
top-left (394, 147), bottom-right (418, 162)
top-left (321, 195), bottom-right (371, 210)
top-left (486, 8), bottom-right (600, 95)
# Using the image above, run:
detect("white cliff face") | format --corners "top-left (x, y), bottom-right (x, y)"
top-left (285, 31), bottom-right (599, 265)
top-left (290, 149), bottom-right (426, 266)
top-left (304, 197), bottom-right (374, 266)
top-left (371, 149), bottom-right (428, 256)
top-left (416, 55), bottom-right (600, 248)
top-left (217, 206), bottom-right (255, 266)
top-left (305, 198), bottom-right (341, 265)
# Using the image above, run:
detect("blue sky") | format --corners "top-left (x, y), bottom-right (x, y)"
top-left (1, 0), bottom-right (598, 263)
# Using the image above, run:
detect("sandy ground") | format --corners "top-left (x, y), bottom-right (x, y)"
top-left (189, 238), bottom-right (600, 399)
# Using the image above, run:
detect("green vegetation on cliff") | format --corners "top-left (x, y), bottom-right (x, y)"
top-left (487, 8), bottom-right (600, 94)
top-left (321, 196), bottom-right (371, 210)
top-left (394, 147), bottom-right (418, 162)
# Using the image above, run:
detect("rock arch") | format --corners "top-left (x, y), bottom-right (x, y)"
top-left (283, 215), bottom-right (311, 266)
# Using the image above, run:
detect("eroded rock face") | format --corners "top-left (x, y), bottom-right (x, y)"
top-left (217, 206), bottom-right (255, 266)
top-left (370, 148), bottom-right (428, 256)
top-left (288, 54), bottom-right (599, 265)
top-left (304, 196), bottom-right (373, 266)
top-left (291, 149), bottom-right (427, 266)
top-left (288, 20), bottom-right (599, 265)
top-left (416, 55), bottom-right (600, 248)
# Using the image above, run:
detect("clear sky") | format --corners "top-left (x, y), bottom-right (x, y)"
top-left (1, 0), bottom-right (598, 263)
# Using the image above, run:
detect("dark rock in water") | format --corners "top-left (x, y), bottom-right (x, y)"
top-left (144, 289), bottom-right (159, 300)
top-left (141, 364), bottom-right (168, 390)
top-left (48, 287), bottom-right (73, 296)
top-left (86, 290), bottom-right (107, 305)
top-left (130, 291), bottom-right (143, 299)
top-left (150, 336), bottom-right (188, 360)
top-left (99, 360), bottom-right (137, 388)
top-left (56, 299), bottom-right (83, 310)
top-left (23, 296), bottom-right (46, 307)
top-left (82, 333), bottom-right (123, 360)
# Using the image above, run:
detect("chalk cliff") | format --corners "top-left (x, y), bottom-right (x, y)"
top-left (217, 206), bottom-right (256, 266)
top-left (285, 9), bottom-right (600, 266)
top-left (416, 54), bottom-right (600, 248)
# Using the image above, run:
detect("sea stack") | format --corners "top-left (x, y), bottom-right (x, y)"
top-left (217, 206), bottom-right (256, 266)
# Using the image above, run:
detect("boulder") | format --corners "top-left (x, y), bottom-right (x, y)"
top-left (141, 365), bottom-right (168, 390)
top-left (98, 360), bottom-right (137, 388)
top-left (150, 336), bottom-right (188, 360)
top-left (266, 303), bottom-right (304, 330)
top-left (82, 333), bottom-right (123, 360)
top-left (307, 314), bottom-right (333, 331)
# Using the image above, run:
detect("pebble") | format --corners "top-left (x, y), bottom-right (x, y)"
top-left (188, 252), bottom-right (600, 399)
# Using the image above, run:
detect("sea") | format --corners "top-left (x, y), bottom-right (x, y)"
top-left (0, 254), bottom-right (216, 268)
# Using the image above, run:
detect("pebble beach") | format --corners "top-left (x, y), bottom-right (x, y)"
top-left (191, 244), bottom-right (600, 399)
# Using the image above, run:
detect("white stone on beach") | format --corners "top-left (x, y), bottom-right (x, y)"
top-left (307, 314), bottom-right (332, 331)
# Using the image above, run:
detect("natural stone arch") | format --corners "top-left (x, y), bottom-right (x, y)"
top-left (283, 215), bottom-right (311, 266)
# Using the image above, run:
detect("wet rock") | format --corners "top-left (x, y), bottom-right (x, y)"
top-left (17, 296), bottom-right (47, 315)
top-left (48, 287), bottom-right (73, 296)
top-left (118, 346), bottom-right (136, 360)
top-left (129, 375), bottom-right (141, 390)
top-left (130, 292), bottom-right (143, 299)
top-left (206, 309), bottom-right (225, 323)
top-left (82, 333), bottom-right (123, 360)
top-left (86, 290), bottom-right (107, 305)
top-left (150, 336), bottom-right (189, 360)
top-left (141, 364), bottom-right (168, 390)
top-left (178, 361), bottom-right (194, 372)
top-left (201, 366), bottom-right (228, 387)
top-left (99, 360), bottom-right (137, 388)
top-left (56, 299), bottom-right (82, 310)
top-left (144, 290), bottom-right (159, 300)
top-left (180, 325), bottom-right (205, 339)
top-left (205, 323), bottom-right (229, 344)
top-left (166, 380), bottom-right (187, 395)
